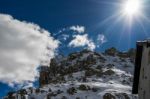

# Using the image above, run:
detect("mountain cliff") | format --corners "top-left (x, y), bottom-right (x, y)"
top-left (4, 48), bottom-right (138, 99)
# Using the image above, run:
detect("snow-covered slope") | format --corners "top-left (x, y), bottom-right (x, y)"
top-left (4, 48), bottom-right (138, 99)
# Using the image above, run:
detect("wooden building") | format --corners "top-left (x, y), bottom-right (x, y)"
top-left (132, 40), bottom-right (150, 99)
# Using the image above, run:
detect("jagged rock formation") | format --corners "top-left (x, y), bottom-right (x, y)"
top-left (39, 49), bottom-right (135, 86)
top-left (4, 48), bottom-right (138, 99)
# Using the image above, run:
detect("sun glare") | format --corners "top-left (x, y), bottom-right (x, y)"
top-left (123, 0), bottom-right (142, 17)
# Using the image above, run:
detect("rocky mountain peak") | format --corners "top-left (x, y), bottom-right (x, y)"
top-left (4, 48), bottom-right (137, 99)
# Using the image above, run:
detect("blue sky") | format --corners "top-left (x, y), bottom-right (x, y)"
top-left (0, 0), bottom-right (150, 51)
top-left (0, 0), bottom-right (150, 97)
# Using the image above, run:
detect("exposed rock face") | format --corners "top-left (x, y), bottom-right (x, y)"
top-left (39, 48), bottom-right (135, 86)
top-left (4, 48), bottom-right (137, 99)
top-left (103, 93), bottom-right (116, 99)
top-left (103, 93), bottom-right (131, 99)
top-left (39, 66), bottom-right (50, 87)
top-left (105, 47), bottom-right (135, 59)
top-left (105, 47), bottom-right (117, 56)
top-left (40, 50), bottom-right (107, 86)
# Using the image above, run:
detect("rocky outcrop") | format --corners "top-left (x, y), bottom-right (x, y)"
top-left (103, 93), bottom-right (131, 99)
top-left (4, 48), bottom-right (137, 99)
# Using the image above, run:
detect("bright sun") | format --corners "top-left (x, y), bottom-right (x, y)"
top-left (123, 0), bottom-right (141, 17)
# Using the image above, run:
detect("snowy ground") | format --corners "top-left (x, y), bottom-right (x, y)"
top-left (4, 50), bottom-right (138, 99)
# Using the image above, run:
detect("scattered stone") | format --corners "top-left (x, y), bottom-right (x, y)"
top-left (103, 93), bottom-right (115, 99)
top-left (103, 69), bottom-right (115, 75)
top-left (78, 84), bottom-right (90, 91)
top-left (67, 87), bottom-right (77, 95)
top-left (61, 96), bottom-right (67, 99)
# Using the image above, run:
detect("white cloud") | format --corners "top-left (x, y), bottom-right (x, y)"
top-left (0, 14), bottom-right (59, 86)
top-left (61, 34), bottom-right (70, 40)
top-left (97, 34), bottom-right (107, 47)
top-left (70, 25), bottom-right (85, 33)
top-left (68, 34), bottom-right (95, 51)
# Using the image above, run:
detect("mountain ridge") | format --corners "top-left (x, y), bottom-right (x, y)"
top-left (4, 48), bottom-right (138, 99)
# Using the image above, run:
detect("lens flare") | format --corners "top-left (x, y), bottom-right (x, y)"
top-left (123, 0), bottom-right (142, 17)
